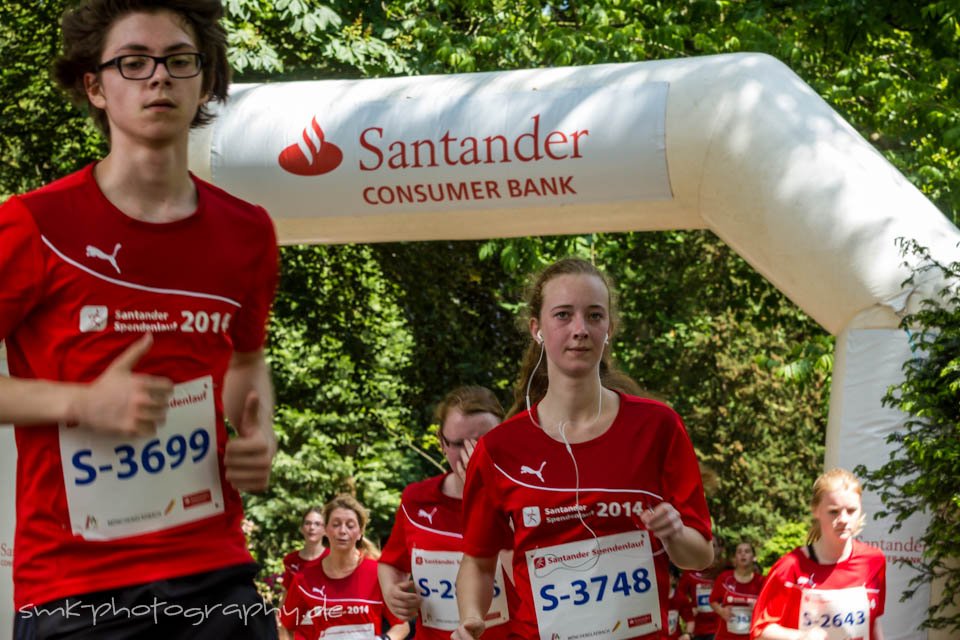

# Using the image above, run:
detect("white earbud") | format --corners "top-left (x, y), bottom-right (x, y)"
top-left (537, 330), bottom-right (544, 344)
top-left (604, 334), bottom-right (609, 345)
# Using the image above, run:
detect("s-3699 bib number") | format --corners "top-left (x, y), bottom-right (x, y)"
top-left (59, 376), bottom-right (224, 540)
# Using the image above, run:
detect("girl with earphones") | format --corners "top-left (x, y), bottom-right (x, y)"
top-left (454, 257), bottom-right (714, 640)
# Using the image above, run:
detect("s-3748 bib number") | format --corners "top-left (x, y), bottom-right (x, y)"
top-left (526, 530), bottom-right (662, 640)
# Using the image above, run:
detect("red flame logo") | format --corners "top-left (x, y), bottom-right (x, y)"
top-left (278, 117), bottom-right (343, 176)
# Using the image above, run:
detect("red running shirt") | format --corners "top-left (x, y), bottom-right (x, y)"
top-left (282, 549), bottom-right (329, 591)
top-left (380, 474), bottom-right (515, 639)
top-left (0, 164), bottom-right (278, 609)
top-left (665, 585), bottom-right (694, 639)
top-left (678, 569), bottom-right (721, 636)
top-left (461, 393), bottom-right (712, 639)
top-left (750, 541), bottom-right (885, 640)
top-left (280, 556), bottom-right (401, 640)
top-left (710, 570), bottom-right (765, 639)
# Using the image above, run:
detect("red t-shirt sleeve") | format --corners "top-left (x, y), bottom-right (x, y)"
top-left (379, 498), bottom-right (411, 572)
top-left (663, 411), bottom-right (712, 541)
top-left (749, 555), bottom-right (792, 639)
top-left (230, 208), bottom-right (278, 353)
top-left (281, 551), bottom-right (298, 589)
top-left (461, 439), bottom-right (513, 558)
top-left (710, 571), bottom-right (728, 604)
top-left (875, 551), bottom-right (886, 617)
top-left (677, 572), bottom-right (693, 609)
top-left (279, 573), bottom-right (306, 630)
top-left (0, 196), bottom-right (45, 339)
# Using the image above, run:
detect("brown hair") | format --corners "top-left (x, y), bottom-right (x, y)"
top-left (53, 0), bottom-right (230, 136)
top-left (434, 385), bottom-right (505, 430)
top-left (322, 493), bottom-right (380, 559)
top-left (301, 506), bottom-right (324, 525)
top-left (507, 257), bottom-right (642, 416)
top-left (807, 468), bottom-right (865, 544)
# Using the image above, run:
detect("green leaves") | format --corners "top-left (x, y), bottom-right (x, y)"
top-left (858, 239), bottom-right (960, 632)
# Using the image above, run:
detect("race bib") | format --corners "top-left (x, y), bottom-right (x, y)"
top-left (319, 623), bottom-right (376, 639)
top-left (726, 605), bottom-right (754, 634)
top-left (668, 608), bottom-right (679, 635)
top-left (799, 586), bottom-right (870, 640)
top-left (526, 530), bottom-right (661, 640)
top-left (59, 376), bottom-right (223, 540)
top-left (695, 582), bottom-right (712, 613)
top-left (411, 549), bottom-right (509, 630)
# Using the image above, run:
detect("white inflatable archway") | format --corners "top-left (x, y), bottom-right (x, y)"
top-left (186, 52), bottom-right (958, 640)
top-left (2, 53), bottom-right (958, 639)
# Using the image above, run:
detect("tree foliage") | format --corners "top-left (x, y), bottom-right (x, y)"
top-left (857, 239), bottom-right (960, 633)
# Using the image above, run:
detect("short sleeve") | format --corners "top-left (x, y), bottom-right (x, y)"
top-left (663, 410), bottom-right (712, 541)
top-left (379, 499), bottom-right (411, 572)
top-left (749, 555), bottom-right (792, 639)
top-left (230, 209), bottom-right (278, 353)
top-left (461, 439), bottom-right (513, 558)
top-left (279, 573), bottom-right (306, 630)
top-left (281, 552), bottom-right (297, 589)
top-left (0, 196), bottom-right (45, 340)
top-left (875, 552), bottom-right (886, 617)
top-left (709, 571), bottom-right (728, 604)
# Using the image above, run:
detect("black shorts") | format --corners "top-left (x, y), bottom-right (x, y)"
top-left (14, 564), bottom-right (278, 640)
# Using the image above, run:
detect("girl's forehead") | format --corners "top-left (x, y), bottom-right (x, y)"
top-left (542, 273), bottom-right (608, 302)
top-left (819, 488), bottom-right (861, 506)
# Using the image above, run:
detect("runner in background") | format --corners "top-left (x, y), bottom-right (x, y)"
top-left (711, 541), bottom-right (765, 640)
top-left (667, 565), bottom-right (695, 640)
top-left (750, 469), bottom-right (886, 640)
top-left (281, 507), bottom-right (329, 593)
top-left (1, 1), bottom-right (279, 637)
top-left (280, 494), bottom-right (409, 640)
top-left (454, 257), bottom-right (714, 640)
top-left (379, 386), bottom-right (515, 639)
top-left (678, 536), bottom-right (727, 640)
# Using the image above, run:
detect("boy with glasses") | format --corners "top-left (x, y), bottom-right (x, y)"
top-left (0, 1), bottom-right (279, 637)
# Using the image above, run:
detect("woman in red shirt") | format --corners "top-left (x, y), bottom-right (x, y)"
top-left (281, 507), bottom-right (329, 593)
top-left (280, 494), bottom-right (409, 640)
top-left (750, 469), bottom-right (886, 640)
top-left (454, 257), bottom-right (714, 640)
top-left (711, 541), bottom-right (765, 639)
top-left (678, 536), bottom-right (727, 640)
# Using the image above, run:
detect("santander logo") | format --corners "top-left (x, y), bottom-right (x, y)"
top-left (278, 116), bottom-right (343, 176)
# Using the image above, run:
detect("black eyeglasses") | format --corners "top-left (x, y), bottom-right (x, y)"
top-left (97, 53), bottom-right (204, 80)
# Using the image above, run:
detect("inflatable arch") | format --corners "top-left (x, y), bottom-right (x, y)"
top-left (1, 53), bottom-right (957, 639)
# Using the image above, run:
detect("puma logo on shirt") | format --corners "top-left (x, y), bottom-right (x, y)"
top-left (86, 243), bottom-right (122, 274)
top-left (520, 461), bottom-right (547, 483)
top-left (417, 507), bottom-right (438, 524)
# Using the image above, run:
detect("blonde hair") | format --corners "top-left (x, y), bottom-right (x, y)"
top-left (807, 468), bottom-right (866, 544)
top-left (322, 493), bottom-right (380, 559)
